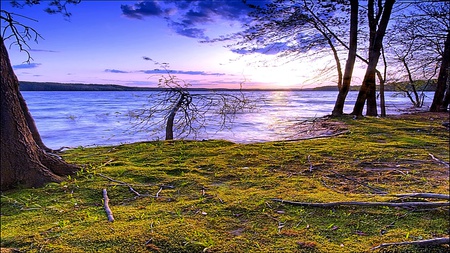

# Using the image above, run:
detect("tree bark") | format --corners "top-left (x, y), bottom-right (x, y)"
top-left (351, 0), bottom-right (396, 116)
top-left (332, 0), bottom-right (358, 116)
top-left (165, 93), bottom-right (185, 140)
top-left (430, 30), bottom-right (450, 112)
top-left (1, 38), bottom-right (78, 190)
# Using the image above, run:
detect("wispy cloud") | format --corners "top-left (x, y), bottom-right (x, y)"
top-left (104, 67), bottom-right (225, 76)
top-left (105, 69), bottom-right (130, 73)
top-left (139, 69), bottom-right (226, 76)
top-left (231, 42), bottom-right (290, 55)
top-left (30, 49), bottom-right (59, 53)
top-left (13, 63), bottom-right (42, 69)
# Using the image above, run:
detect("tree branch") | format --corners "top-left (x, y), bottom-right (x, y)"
top-left (272, 199), bottom-right (450, 208)
top-left (371, 237), bottom-right (449, 250)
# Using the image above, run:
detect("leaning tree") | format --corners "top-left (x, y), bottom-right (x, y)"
top-left (1, 1), bottom-right (80, 190)
top-left (130, 59), bottom-right (255, 141)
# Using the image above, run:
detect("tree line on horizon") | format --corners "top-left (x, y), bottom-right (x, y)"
top-left (1, 0), bottom-right (449, 190)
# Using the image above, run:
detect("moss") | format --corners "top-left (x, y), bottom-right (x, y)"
top-left (1, 113), bottom-right (449, 252)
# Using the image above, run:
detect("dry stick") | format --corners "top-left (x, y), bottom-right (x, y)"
top-left (307, 155), bottom-right (313, 172)
top-left (428, 153), bottom-right (450, 168)
top-left (286, 130), bottom-right (350, 141)
top-left (98, 173), bottom-right (141, 197)
top-left (102, 189), bottom-right (114, 222)
top-left (371, 237), bottom-right (450, 250)
top-left (272, 199), bottom-right (450, 208)
top-left (394, 193), bottom-right (450, 200)
top-left (155, 187), bottom-right (163, 198)
top-left (329, 170), bottom-right (387, 194)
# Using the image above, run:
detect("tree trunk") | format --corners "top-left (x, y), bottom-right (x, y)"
top-left (165, 94), bottom-right (185, 140)
top-left (332, 0), bottom-right (358, 116)
top-left (430, 30), bottom-right (450, 112)
top-left (1, 38), bottom-right (78, 190)
top-left (351, 0), bottom-right (395, 116)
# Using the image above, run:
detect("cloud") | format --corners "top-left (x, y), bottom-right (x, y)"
top-left (121, 1), bottom-right (164, 19)
top-left (140, 69), bottom-right (225, 76)
top-left (13, 63), bottom-right (42, 69)
top-left (30, 49), bottom-right (59, 53)
top-left (121, 0), bottom-right (268, 39)
top-left (104, 67), bottom-right (225, 76)
top-left (231, 42), bottom-right (291, 55)
top-left (105, 69), bottom-right (130, 73)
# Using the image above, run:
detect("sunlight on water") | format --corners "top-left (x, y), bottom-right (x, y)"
top-left (22, 90), bottom-right (433, 149)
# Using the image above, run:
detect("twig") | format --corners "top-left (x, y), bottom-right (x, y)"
top-left (428, 153), bottom-right (450, 168)
top-left (272, 198), bottom-right (450, 208)
top-left (371, 237), bottom-right (449, 250)
top-left (329, 170), bottom-right (387, 194)
top-left (98, 173), bottom-right (141, 197)
top-left (394, 193), bottom-right (449, 200)
top-left (102, 189), bottom-right (114, 222)
top-left (286, 130), bottom-right (350, 141)
top-left (155, 187), bottom-right (163, 198)
top-left (307, 155), bottom-right (313, 172)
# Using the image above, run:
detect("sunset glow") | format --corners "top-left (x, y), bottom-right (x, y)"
top-left (2, 1), bottom-right (336, 89)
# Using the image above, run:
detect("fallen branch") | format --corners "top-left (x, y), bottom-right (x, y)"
top-left (394, 193), bottom-right (450, 200)
top-left (102, 189), bottom-right (114, 222)
top-left (287, 130), bottom-right (350, 141)
top-left (329, 170), bottom-right (387, 194)
top-left (428, 153), bottom-right (450, 168)
top-left (98, 173), bottom-right (142, 197)
top-left (272, 199), bottom-right (450, 208)
top-left (371, 237), bottom-right (449, 250)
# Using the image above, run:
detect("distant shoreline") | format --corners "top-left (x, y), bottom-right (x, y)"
top-left (19, 81), bottom-right (436, 92)
top-left (18, 81), bottom-right (324, 92)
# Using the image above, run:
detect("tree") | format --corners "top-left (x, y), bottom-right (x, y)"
top-left (130, 59), bottom-right (255, 141)
top-left (384, 1), bottom-right (448, 109)
top-left (351, 0), bottom-right (396, 117)
top-left (331, 0), bottom-right (358, 116)
top-left (1, 1), bottom-right (80, 190)
top-left (430, 29), bottom-right (450, 112)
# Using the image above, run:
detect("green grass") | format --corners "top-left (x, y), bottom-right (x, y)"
top-left (1, 112), bottom-right (449, 252)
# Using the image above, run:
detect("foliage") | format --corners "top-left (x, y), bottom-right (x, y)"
top-left (1, 113), bottom-right (448, 252)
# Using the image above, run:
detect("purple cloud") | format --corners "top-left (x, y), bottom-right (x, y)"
top-left (105, 69), bottom-right (130, 73)
top-left (140, 69), bottom-right (225, 76)
top-left (121, 1), bottom-right (163, 19)
top-left (13, 63), bottom-right (42, 69)
top-left (120, 0), bottom-right (269, 39)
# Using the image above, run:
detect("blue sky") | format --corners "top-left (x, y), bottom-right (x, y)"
top-left (2, 0), bottom-right (339, 89)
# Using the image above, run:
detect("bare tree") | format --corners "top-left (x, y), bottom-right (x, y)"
top-left (129, 59), bottom-right (255, 141)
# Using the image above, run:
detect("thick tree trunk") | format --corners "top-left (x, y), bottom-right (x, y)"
top-left (1, 38), bottom-right (78, 190)
top-left (332, 0), bottom-right (358, 116)
top-left (352, 0), bottom-right (395, 116)
top-left (430, 30), bottom-right (450, 112)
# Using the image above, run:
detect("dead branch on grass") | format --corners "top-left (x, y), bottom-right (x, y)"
top-left (394, 193), bottom-right (449, 200)
top-left (272, 199), bottom-right (450, 208)
top-left (371, 237), bottom-right (449, 250)
top-left (98, 173), bottom-right (142, 197)
top-left (102, 189), bottom-right (114, 222)
top-left (428, 153), bottom-right (450, 168)
top-left (328, 170), bottom-right (387, 194)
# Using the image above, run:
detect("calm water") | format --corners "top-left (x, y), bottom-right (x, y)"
top-left (22, 90), bottom-right (433, 149)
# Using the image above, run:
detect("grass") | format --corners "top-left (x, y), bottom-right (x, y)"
top-left (1, 112), bottom-right (449, 253)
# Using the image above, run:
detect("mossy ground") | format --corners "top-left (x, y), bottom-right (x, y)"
top-left (1, 112), bottom-right (449, 253)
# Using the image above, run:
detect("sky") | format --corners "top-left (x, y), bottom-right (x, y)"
top-left (1, 0), bottom-right (344, 89)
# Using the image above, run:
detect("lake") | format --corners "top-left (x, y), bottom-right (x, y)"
top-left (22, 90), bottom-right (433, 149)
